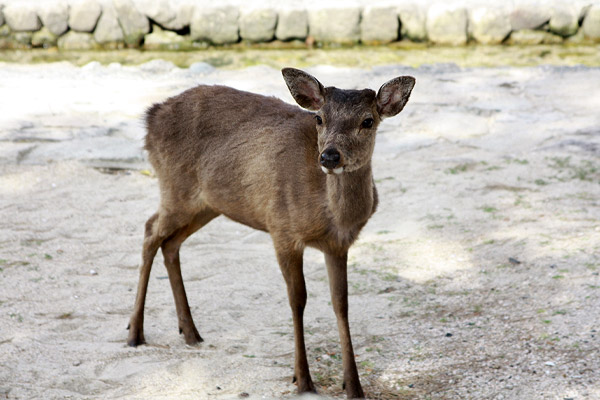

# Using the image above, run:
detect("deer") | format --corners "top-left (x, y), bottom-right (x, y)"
top-left (126, 67), bottom-right (415, 398)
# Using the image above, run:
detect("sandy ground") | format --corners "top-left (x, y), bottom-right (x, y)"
top-left (0, 61), bottom-right (599, 400)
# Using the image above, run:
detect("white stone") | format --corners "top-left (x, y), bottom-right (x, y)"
top-left (582, 5), bottom-right (600, 41)
top-left (308, 7), bottom-right (361, 43)
top-left (163, 0), bottom-right (194, 31)
top-left (190, 6), bottom-right (239, 44)
top-left (38, 1), bottom-right (69, 36)
top-left (427, 4), bottom-right (467, 46)
top-left (398, 3), bottom-right (427, 41)
top-left (57, 31), bottom-right (96, 50)
top-left (3, 3), bottom-right (41, 31)
top-left (94, 3), bottom-right (124, 44)
top-left (113, 0), bottom-right (150, 45)
top-left (510, 2), bottom-right (551, 30)
top-left (361, 6), bottom-right (399, 44)
top-left (69, 0), bottom-right (102, 32)
top-left (133, 0), bottom-right (175, 29)
top-left (239, 8), bottom-right (277, 42)
top-left (275, 8), bottom-right (307, 41)
top-left (469, 7), bottom-right (511, 45)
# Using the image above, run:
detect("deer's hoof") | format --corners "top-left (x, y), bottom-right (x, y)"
top-left (294, 376), bottom-right (317, 394)
top-left (126, 331), bottom-right (146, 347)
top-left (343, 382), bottom-right (364, 399)
top-left (181, 326), bottom-right (203, 345)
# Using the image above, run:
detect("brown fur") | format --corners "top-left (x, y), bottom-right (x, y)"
top-left (127, 69), bottom-right (415, 399)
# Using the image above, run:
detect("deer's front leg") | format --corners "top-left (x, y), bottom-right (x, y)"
top-left (275, 245), bottom-right (316, 394)
top-left (325, 252), bottom-right (365, 399)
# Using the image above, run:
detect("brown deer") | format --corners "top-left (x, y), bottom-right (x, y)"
top-left (126, 68), bottom-right (415, 398)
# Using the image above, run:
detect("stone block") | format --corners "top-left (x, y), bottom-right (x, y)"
top-left (427, 4), bottom-right (467, 45)
top-left (0, 5), bottom-right (4, 27)
top-left (398, 3), bottom-right (427, 41)
top-left (190, 6), bottom-right (239, 44)
top-left (113, 0), bottom-right (150, 46)
top-left (549, 4), bottom-right (579, 37)
top-left (361, 6), bottom-right (399, 44)
top-left (58, 31), bottom-right (97, 50)
top-left (508, 29), bottom-right (563, 45)
top-left (38, 1), bottom-right (69, 36)
top-left (133, 0), bottom-right (175, 29)
top-left (32, 26), bottom-right (58, 47)
top-left (3, 3), bottom-right (41, 31)
top-left (163, 0), bottom-right (194, 31)
top-left (94, 3), bottom-right (124, 44)
top-left (469, 7), bottom-right (511, 45)
top-left (582, 5), bottom-right (600, 41)
top-left (144, 25), bottom-right (192, 50)
top-left (69, 0), bottom-right (102, 32)
top-left (239, 8), bottom-right (277, 42)
top-left (275, 8), bottom-right (307, 41)
top-left (510, 3), bottom-right (551, 30)
top-left (308, 7), bottom-right (360, 44)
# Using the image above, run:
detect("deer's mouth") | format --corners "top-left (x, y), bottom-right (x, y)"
top-left (321, 166), bottom-right (344, 175)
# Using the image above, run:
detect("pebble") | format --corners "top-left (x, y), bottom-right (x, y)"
top-left (89, 269), bottom-right (98, 275)
top-left (545, 361), bottom-right (556, 367)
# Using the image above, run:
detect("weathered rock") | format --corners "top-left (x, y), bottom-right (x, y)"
top-left (190, 6), bottom-right (239, 44)
top-left (3, 3), bottom-right (41, 31)
top-left (31, 26), bottom-right (58, 47)
top-left (275, 8), bottom-right (307, 41)
top-left (549, 4), bottom-right (579, 37)
top-left (510, 3), bottom-right (551, 30)
top-left (94, 3), bottom-right (124, 45)
top-left (308, 7), bottom-right (361, 44)
top-left (508, 29), bottom-right (563, 45)
top-left (427, 4), bottom-right (467, 45)
top-left (133, 0), bottom-right (175, 29)
top-left (239, 8), bottom-right (277, 42)
top-left (12, 31), bottom-right (33, 47)
top-left (582, 5), bottom-right (600, 41)
top-left (69, 0), bottom-right (102, 32)
top-left (143, 25), bottom-right (192, 50)
top-left (113, 0), bottom-right (149, 46)
top-left (38, 1), bottom-right (68, 36)
top-left (0, 24), bottom-right (9, 38)
top-left (163, 0), bottom-right (194, 31)
top-left (361, 6), bottom-right (399, 44)
top-left (398, 3), bottom-right (427, 41)
top-left (58, 31), bottom-right (97, 50)
top-left (469, 7), bottom-right (511, 44)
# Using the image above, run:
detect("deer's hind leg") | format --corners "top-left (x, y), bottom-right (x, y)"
top-left (127, 207), bottom-right (219, 347)
top-left (161, 208), bottom-right (219, 345)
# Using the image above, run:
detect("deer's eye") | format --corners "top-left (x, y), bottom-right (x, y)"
top-left (361, 118), bottom-right (374, 129)
top-left (315, 115), bottom-right (323, 125)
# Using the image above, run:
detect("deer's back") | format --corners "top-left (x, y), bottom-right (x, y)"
top-left (144, 85), bottom-right (328, 236)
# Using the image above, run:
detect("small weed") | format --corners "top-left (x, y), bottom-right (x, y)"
top-left (482, 239), bottom-right (495, 245)
top-left (481, 206), bottom-right (498, 213)
top-left (507, 158), bottom-right (529, 165)
top-left (552, 310), bottom-right (567, 315)
top-left (534, 179), bottom-right (548, 186)
top-left (242, 354), bottom-right (256, 358)
top-left (445, 163), bottom-right (470, 174)
top-left (552, 275), bottom-right (565, 279)
top-left (44, 254), bottom-right (53, 260)
top-left (9, 313), bottom-right (23, 322)
top-left (377, 230), bottom-right (391, 235)
top-left (427, 224), bottom-right (444, 230)
top-left (542, 319), bottom-right (552, 324)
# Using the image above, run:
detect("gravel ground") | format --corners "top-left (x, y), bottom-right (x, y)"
top-left (0, 61), bottom-right (599, 399)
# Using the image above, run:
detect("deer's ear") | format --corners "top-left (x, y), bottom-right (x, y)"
top-left (376, 76), bottom-right (416, 119)
top-left (282, 68), bottom-right (325, 111)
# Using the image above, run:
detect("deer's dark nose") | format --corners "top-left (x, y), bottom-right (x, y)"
top-left (320, 148), bottom-right (341, 169)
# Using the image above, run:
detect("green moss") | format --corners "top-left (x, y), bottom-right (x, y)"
top-left (0, 44), bottom-right (599, 68)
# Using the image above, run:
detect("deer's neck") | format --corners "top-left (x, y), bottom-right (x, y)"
top-left (326, 163), bottom-right (375, 232)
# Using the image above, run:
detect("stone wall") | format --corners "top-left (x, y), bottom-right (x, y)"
top-left (0, 0), bottom-right (599, 50)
